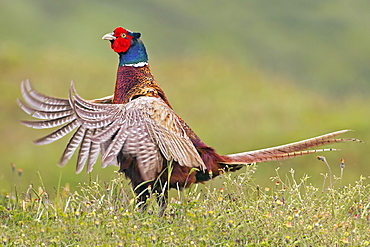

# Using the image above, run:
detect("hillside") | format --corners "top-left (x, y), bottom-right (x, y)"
top-left (1, 0), bottom-right (369, 194)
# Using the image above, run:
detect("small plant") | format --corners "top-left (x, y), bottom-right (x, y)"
top-left (1, 159), bottom-right (369, 246)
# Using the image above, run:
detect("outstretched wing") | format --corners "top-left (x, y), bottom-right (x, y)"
top-left (18, 80), bottom-right (114, 173)
top-left (19, 80), bottom-right (206, 180)
top-left (70, 83), bottom-right (206, 180)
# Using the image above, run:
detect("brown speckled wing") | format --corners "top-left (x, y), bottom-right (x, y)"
top-left (18, 80), bottom-right (114, 173)
top-left (70, 83), bottom-right (206, 180)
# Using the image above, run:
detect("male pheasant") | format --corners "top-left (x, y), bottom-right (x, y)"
top-left (19, 27), bottom-right (359, 211)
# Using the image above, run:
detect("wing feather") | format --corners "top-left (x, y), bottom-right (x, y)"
top-left (21, 81), bottom-right (71, 112)
top-left (87, 138), bottom-right (101, 173)
top-left (58, 126), bottom-right (86, 166)
top-left (19, 80), bottom-right (113, 173)
top-left (71, 93), bottom-right (206, 178)
top-left (23, 80), bottom-right (70, 106)
top-left (90, 120), bottom-right (121, 143)
top-left (21, 115), bottom-right (75, 129)
top-left (20, 81), bottom-right (204, 180)
top-left (137, 98), bottom-right (205, 171)
top-left (101, 127), bottom-right (129, 167)
top-left (33, 119), bottom-right (79, 145)
top-left (17, 99), bottom-right (73, 120)
top-left (76, 129), bottom-right (92, 173)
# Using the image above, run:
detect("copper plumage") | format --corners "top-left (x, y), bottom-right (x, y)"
top-left (18, 27), bottom-right (361, 214)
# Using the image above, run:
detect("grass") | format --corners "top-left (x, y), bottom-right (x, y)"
top-left (1, 157), bottom-right (369, 246)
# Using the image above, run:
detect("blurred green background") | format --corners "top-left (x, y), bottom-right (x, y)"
top-left (1, 0), bottom-right (369, 196)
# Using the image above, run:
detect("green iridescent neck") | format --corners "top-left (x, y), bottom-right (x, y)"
top-left (119, 39), bottom-right (148, 67)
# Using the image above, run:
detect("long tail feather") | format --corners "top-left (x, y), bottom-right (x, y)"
top-left (220, 130), bottom-right (362, 164)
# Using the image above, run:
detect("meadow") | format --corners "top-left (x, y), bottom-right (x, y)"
top-left (2, 162), bottom-right (370, 245)
top-left (1, 0), bottom-right (370, 245)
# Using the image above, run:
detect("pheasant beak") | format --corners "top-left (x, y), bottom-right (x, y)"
top-left (102, 32), bottom-right (116, 40)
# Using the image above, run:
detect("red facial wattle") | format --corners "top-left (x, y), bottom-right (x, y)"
top-left (111, 37), bottom-right (131, 53)
top-left (111, 27), bottom-right (133, 53)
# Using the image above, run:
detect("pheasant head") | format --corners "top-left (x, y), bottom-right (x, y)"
top-left (102, 27), bottom-right (167, 104)
top-left (102, 27), bottom-right (148, 67)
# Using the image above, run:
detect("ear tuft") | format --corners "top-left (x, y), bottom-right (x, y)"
top-left (131, 32), bottom-right (141, 39)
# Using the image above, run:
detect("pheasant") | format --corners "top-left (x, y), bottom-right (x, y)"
top-left (18, 27), bottom-right (360, 212)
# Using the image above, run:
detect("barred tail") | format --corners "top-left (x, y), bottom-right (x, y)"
top-left (220, 130), bottom-right (362, 164)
